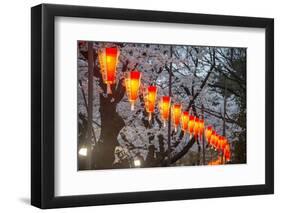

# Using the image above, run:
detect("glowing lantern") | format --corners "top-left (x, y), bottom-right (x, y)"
top-left (213, 134), bottom-right (219, 150)
top-left (194, 117), bottom-right (200, 139)
top-left (172, 103), bottom-right (182, 132)
top-left (225, 152), bottom-right (230, 161)
top-left (210, 130), bottom-right (217, 147)
top-left (214, 133), bottom-right (220, 150)
top-left (125, 71), bottom-right (142, 111)
top-left (159, 96), bottom-right (171, 127)
top-left (188, 115), bottom-right (195, 135)
top-left (144, 86), bottom-right (157, 121)
top-left (98, 47), bottom-right (120, 94)
top-left (218, 136), bottom-right (224, 150)
top-left (205, 126), bottom-right (213, 142)
top-left (224, 144), bottom-right (231, 162)
top-left (198, 119), bottom-right (204, 140)
top-left (181, 111), bottom-right (189, 133)
top-left (221, 137), bottom-right (227, 151)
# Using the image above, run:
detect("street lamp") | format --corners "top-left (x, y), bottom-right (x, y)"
top-left (134, 159), bottom-right (141, 167)
top-left (78, 147), bottom-right (88, 157)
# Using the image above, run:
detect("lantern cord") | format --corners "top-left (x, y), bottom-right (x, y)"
top-left (131, 103), bottom-right (134, 111)
top-left (107, 84), bottom-right (112, 94)
top-left (148, 113), bottom-right (152, 121)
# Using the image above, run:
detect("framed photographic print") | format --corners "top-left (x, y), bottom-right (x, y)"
top-left (31, 3), bottom-right (274, 209)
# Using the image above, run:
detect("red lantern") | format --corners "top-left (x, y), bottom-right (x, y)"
top-left (188, 115), bottom-right (195, 135)
top-left (213, 134), bottom-right (220, 150)
top-left (224, 144), bottom-right (231, 162)
top-left (205, 126), bottom-right (213, 143)
top-left (221, 137), bottom-right (227, 151)
top-left (198, 119), bottom-right (204, 140)
top-left (214, 133), bottom-right (220, 150)
top-left (172, 103), bottom-right (182, 132)
top-left (144, 85), bottom-right (157, 121)
top-left (226, 151), bottom-right (231, 162)
top-left (98, 47), bottom-right (120, 94)
top-left (125, 71), bottom-right (142, 111)
top-left (210, 130), bottom-right (217, 147)
top-left (181, 111), bottom-right (189, 133)
top-left (159, 96), bottom-right (171, 127)
top-left (218, 136), bottom-right (224, 150)
top-left (194, 117), bottom-right (200, 139)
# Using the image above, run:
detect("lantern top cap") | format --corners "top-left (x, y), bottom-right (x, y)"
top-left (173, 103), bottom-right (181, 107)
top-left (128, 70), bottom-right (141, 79)
top-left (162, 96), bottom-right (171, 101)
top-left (105, 47), bottom-right (118, 54)
top-left (147, 85), bottom-right (157, 92)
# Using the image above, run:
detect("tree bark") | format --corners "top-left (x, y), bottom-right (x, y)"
top-left (92, 95), bottom-right (125, 169)
top-left (87, 42), bottom-right (94, 169)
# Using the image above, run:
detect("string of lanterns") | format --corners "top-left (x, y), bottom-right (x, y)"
top-left (205, 126), bottom-right (231, 162)
top-left (97, 47), bottom-right (231, 163)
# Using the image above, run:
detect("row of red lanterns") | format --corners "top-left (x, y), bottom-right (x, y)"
top-left (97, 47), bottom-right (231, 162)
top-left (205, 127), bottom-right (231, 161)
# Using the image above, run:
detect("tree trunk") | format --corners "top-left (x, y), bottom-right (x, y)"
top-left (86, 42), bottom-right (93, 169)
top-left (91, 94), bottom-right (125, 169)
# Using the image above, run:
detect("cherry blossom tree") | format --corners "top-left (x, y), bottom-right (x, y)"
top-left (78, 41), bottom-right (246, 170)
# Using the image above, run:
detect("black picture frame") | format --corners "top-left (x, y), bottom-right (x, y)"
top-left (31, 3), bottom-right (274, 209)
